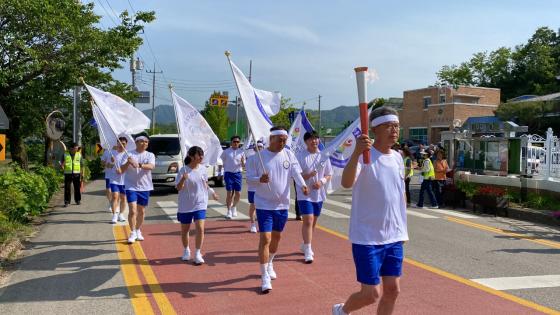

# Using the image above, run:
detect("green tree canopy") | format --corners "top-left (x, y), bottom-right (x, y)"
top-left (202, 103), bottom-right (228, 141)
top-left (0, 0), bottom-right (155, 168)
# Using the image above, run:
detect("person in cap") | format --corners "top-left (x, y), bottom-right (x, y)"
top-left (333, 106), bottom-right (408, 315)
top-left (61, 142), bottom-right (84, 207)
top-left (416, 150), bottom-right (438, 209)
top-left (245, 140), bottom-right (264, 233)
top-left (296, 130), bottom-right (333, 263)
top-left (246, 126), bottom-right (309, 293)
top-left (119, 135), bottom-right (155, 244)
top-left (107, 137), bottom-right (129, 223)
top-left (176, 146), bottom-right (219, 265)
top-left (220, 135), bottom-right (245, 219)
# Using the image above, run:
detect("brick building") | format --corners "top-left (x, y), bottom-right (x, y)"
top-left (400, 85), bottom-right (500, 144)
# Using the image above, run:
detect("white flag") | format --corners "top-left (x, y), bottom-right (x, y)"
top-left (85, 84), bottom-right (150, 135)
top-left (287, 109), bottom-right (315, 156)
top-left (319, 112), bottom-right (367, 194)
top-left (228, 59), bottom-right (273, 144)
top-left (254, 88), bottom-right (281, 116)
top-left (92, 105), bottom-right (135, 151)
top-left (171, 91), bottom-right (223, 166)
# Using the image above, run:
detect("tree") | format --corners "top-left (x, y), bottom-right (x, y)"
top-left (270, 97), bottom-right (296, 129)
top-left (201, 103), bottom-right (228, 141)
top-left (0, 0), bottom-right (155, 168)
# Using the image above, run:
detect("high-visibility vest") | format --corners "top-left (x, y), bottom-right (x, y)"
top-left (64, 152), bottom-right (82, 174)
top-left (422, 158), bottom-right (435, 180)
top-left (404, 157), bottom-right (414, 178)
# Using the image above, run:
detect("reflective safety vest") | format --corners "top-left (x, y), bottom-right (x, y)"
top-left (403, 157), bottom-right (414, 178)
top-left (64, 152), bottom-right (82, 174)
top-left (422, 158), bottom-right (435, 180)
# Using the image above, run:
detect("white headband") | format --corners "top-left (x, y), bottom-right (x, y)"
top-left (371, 114), bottom-right (399, 127)
top-left (270, 130), bottom-right (288, 136)
top-left (135, 136), bottom-right (149, 142)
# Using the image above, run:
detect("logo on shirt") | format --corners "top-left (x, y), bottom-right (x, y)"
top-left (283, 160), bottom-right (290, 169)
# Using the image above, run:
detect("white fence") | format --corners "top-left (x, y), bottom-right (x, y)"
top-left (521, 128), bottom-right (560, 180)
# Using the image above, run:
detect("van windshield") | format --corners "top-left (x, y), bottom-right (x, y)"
top-left (147, 137), bottom-right (181, 156)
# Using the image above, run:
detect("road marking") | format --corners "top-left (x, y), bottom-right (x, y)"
top-left (113, 226), bottom-right (155, 315)
top-left (315, 224), bottom-right (560, 315)
top-left (423, 208), bottom-right (478, 219)
top-left (445, 216), bottom-right (560, 249)
top-left (240, 199), bottom-right (296, 219)
top-left (128, 227), bottom-right (177, 315)
top-left (323, 198), bottom-right (352, 209)
top-left (208, 200), bottom-right (250, 220)
top-left (471, 275), bottom-right (560, 291)
top-left (156, 201), bottom-right (179, 223)
top-left (288, 199), bottom-right (349, 219)
top-left (407, 210), bottom-right (438, 219)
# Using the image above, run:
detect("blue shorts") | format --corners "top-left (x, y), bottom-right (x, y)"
top-left (297, 200), bottom-right (323, 216)
top-left (225, 172), bottom-right (242, 191)
top-left (256, 210), bottom-right (288, 232)
top-left (105, 178), bottom-right (110, 189)
top-left (125, 190), bottom-right (150, 206)
top-left (110, 184), bottom-right (125, 194)
top-left (352, 242), bottom-right (404, 285)
top-left (177, 210), bottom-right (206, 224)
top-left (248, 191), bottom-right (255, 204)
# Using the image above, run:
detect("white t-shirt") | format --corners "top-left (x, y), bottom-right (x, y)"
top-left (109, 151), bottom-right (127, 185)
top-left (246, 148), bottom-right (306, 210)
top-left (296, 150), bottom-right (333, 202)
top-left (175, 165), bottom-right (209, 213)
top-left (101, 150), bottom-right (112, 179)
top-left (123, 150), bottom-right (156, 191)
top-left (245, 152), bottom-right (259, 192)
top-left (349, 147), bottom-right (409, 245)
top-left (220, 147), bottom-right (244, 173)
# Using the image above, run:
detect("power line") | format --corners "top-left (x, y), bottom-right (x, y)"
top-left (103, 0), bottom-right (121, 23)
top-left (94, 0), bottom-right (118, 26)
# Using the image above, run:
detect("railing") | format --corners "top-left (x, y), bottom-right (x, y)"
top-left (521, 128), bottom-right (560, 180)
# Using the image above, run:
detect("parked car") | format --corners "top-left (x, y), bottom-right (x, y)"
top-left (147, 134), bottom-right (224, 189)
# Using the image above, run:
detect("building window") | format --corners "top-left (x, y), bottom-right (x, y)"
top-left (439, 94), bottom-right (446, 104)
top-left (409, 128), bottom-right (428, 143)
top-left (423, 97), bottom-right (431, 109)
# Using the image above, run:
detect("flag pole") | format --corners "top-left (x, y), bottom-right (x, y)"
top-left (90, 102), bottom-right (122, 174)
top-left (169, 86), bottom-right (186, 167)
top-left (225, 51), bottom-right (275, 195)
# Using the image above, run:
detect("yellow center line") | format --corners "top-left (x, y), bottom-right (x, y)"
top-left (113, 226), bottom-right (155, 315)
top-left (316, 223), bottom-right (560, 315)
top-left (130, 237), bottom-right (177, 315)
top-left (445, 216), bottom-right (560, 249)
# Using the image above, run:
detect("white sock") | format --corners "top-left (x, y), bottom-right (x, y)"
top-left (268, 253), bottom-right (276, 264)
top-left (195, 249), bottom-right (201, 256)
top-left (184, 247), bottom-right (190, 253)
top-left (304, 243), bottom-right (311, 250)
top-left (260, 263), bottom-right (269, 275)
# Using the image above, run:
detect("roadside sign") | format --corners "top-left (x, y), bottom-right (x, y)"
top-left (0, 134), bottom-right (5, 160)
top-left (96, 143), bottom-right (103, 155)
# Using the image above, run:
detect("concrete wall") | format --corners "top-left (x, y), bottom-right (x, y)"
top-left (456, 171), bottom-right (560, 195)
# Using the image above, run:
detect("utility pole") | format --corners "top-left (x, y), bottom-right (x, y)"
top-left (130, 56), bottom-right (143, 107)
top-left (318, 95), bottom-right (322, 137)
top-left (146, 63), bottom-right (163, 134)
top-left (72, 86), bottom-right (82, 146)
top-left (235, 97), bottom-right (239, 135)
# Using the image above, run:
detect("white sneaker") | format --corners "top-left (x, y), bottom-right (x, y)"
top-left (304, 247), bottom-right (314, 264)
top-left (194, 252), bottom-right (205, 265)
top-left (232, 207), bottom-right (238, 217)
top-left (225, 209), bottom-right (232, 220)
top-left (136, 230), bottom-right (144, 241)
top-left (111, 213), bottom-right (118, 224)
top-left (267, 262), bottom-right (277, 280)
top-left (261, 274), bottom-right (272, 293)
top-left (181, 249), bottom-right (191, 261)
top-left (118, 213), bottom-right (126, 222)
top-left (301, 243), bottom-right (314, 256)
top-left (249, 223), bottom-right (257, 233)
top-left (332, 303), bottom-right (346, 315)
top-left (127, 231), bottom-right (137, 244)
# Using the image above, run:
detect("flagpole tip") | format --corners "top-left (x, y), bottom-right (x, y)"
top-left (168, 84), bottom-right (173, 90)
top-left (79, 77), bottom-right (85, 84)
top-left (224, 51), bottom-right (231, 57)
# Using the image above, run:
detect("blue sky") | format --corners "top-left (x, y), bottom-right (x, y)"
top-left (91, 0), bottom-right (560, 112)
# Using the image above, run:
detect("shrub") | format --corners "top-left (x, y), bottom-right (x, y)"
top-left (477, 186), bottom-right (506, 197)
top-left (0, 186), bottom-right (27, 222)
top-left (86, 157), bottom-right (103, 180)
top-left (526, 193), bottom-right (560, 211)
top-left (0, 167), bottom-right (48, 222)
top-left (455, 180), bottom-right (479, 199)
top-left (33, 166), bottom-right (63, 199)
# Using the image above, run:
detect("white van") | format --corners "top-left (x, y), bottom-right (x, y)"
top-left (147, 134), bottom-right (224, 188)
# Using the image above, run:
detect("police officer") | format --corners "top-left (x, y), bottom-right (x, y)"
top-left (61, 142), bottom-right (84, 207)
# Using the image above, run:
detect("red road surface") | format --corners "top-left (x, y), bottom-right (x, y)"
top-left (138, 221), bottom-right (543, 314)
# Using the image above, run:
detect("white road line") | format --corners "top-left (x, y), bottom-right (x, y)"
top-left (156, 201), bottom-right (179, 223)
top-left (406, 210), bottom-right (438, 219)
top-left (471, 275), bottom-right (560, 291)
top-left (288, 200), bottom-right (349, 219)
top-left (345, 197), bottom-right (352, 202)
top-left (207, 200), bottom-right (250, 220)
top-left (323, 198), bottom-right (352, 209)
top-left (422, 208), bottom-right (478, 219)
top-left (240, 199), bottom-right (296, 219)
